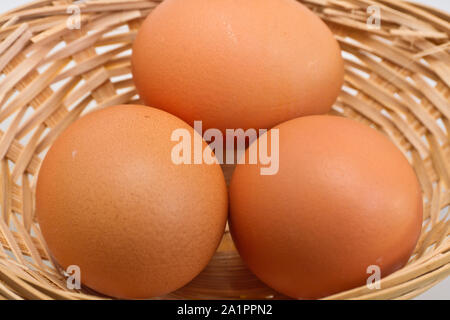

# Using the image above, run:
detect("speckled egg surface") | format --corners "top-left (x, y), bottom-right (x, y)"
top-left (229, 115), bottom-right (423, 299)
top-left (36, 105), bottom-right (228, 299)
top-left (132, 0), bottom-right (344, 134)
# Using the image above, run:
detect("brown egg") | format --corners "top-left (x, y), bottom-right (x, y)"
top-left (229, 116), bottom-right (423, 299)
top-left (36, 105), bottom-right (228, 299)
top-left (131, 0), bottom-right (344, 134)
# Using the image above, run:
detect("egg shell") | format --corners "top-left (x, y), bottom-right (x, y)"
top-left (229, 115), bottom-right (423, 299)
top-left (131, 0), bottom-right (344, 134)
top-left (36, 105), bottom-right (228, 299)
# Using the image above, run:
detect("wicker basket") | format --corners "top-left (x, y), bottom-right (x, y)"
top-left (0, 0), bottom-right (448, 300)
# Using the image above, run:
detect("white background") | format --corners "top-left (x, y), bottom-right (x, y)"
top-left (0, 0), bottom-right (448, 300)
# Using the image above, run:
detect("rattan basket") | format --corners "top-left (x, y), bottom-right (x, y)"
top-left (0, 0), bottom-right (448, 300)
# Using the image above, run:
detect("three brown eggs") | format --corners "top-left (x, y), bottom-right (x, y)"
top-left (36, 0), bottom-right (422, 299)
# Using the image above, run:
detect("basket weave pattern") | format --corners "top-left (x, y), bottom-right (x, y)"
top-left (0, 0), bottom-right (448, 300)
